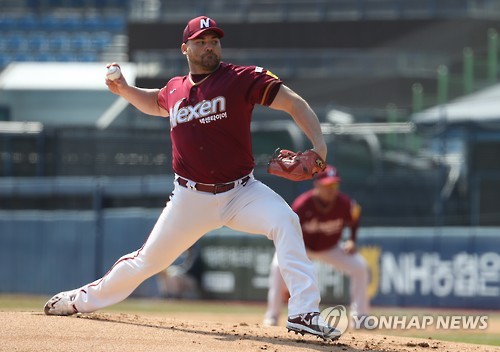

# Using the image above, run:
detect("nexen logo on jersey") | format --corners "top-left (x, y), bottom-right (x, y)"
top-left (303, 218), bottom-right (344, 235)
top-left (169, 96), bottom-right (227, 128)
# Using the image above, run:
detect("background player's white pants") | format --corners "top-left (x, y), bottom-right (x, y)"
top-left (265, 244), bottom-right (370, 322)
top-left (69, 176), bottom-right (320, 316)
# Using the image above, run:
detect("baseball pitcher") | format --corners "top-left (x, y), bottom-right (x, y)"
top-left (44, 16), bottom-right (340, 340)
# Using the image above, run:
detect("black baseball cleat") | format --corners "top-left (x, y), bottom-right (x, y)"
top-left (286, 312), bottom-right (342, 341)
top-left (44, 291), bottom-right (79, 316)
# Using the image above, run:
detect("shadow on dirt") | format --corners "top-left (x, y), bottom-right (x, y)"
top-left (78, 312), bottom-right (378, 352)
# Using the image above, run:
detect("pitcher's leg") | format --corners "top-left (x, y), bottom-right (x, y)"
top-left (225, 180), bottom-right (320, 316)
top-left (49, 186), bottom-right (221, 314)
top-left (264, 252), bottom-right (287, 325)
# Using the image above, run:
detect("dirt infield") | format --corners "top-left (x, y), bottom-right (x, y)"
top-left (2, 310), bottom-right (499, 352)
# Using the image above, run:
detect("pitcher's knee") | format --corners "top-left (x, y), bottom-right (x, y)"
top-left (266, 210), bottom-right (301, 241)
top-left (127, 252), bottom-right (169, 278)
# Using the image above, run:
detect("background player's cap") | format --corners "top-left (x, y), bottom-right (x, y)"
top-left (183, 16), bottom-right (224, 43)
top-left (315, 165), bottom-right (341, 185)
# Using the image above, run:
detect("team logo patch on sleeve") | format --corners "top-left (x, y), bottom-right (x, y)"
top-left (255, 66), bottom-right (279, 80)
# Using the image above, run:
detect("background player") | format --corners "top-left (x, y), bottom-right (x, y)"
top-left (264, 165), bottom-right (370, 327)
top-left (44, 16), bottom-right (340, 340)
top-left (156, 244), bottom-right (201, 299)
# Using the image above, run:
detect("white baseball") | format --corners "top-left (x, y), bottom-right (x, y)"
top-left (106, 66), bottom-right (121, 81)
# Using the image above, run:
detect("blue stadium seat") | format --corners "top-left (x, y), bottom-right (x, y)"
top-left (48, 32), bottom-right (71, 52)
top-left (0, 6), bottom-right (125, 66)
top-left (6, 32), bottom-right (26, 51)
top-left (0, 16), bottom-right (17, 31)
top-left (0, 54), bottom-right (13, 68)
top-left (91, 0), bottom-right (129, 9)
top-left (18, 14), bottom-right (40, 31)
top-left (92, 31), bottom-right (112, 50)
top-left (70, 32), bottom-right (92, 51)
top-left (82, 15), bottom-right (103, 31)
top-left (14, 52), bottom-right (35, 62)
top-left (36, 52), bottom-right (58, 62)
top-left (101, 14), bottom-right (125, 33)
top-left (59, 15), bottom-right (83, 32)
top-left (27, 32), bottom-right (49, 51)
top-left (78, 51), bottom-right (98, 62)
top-left (0, 36), bottom-right (6, 51)
top-left (40, 14), bottom-right (61, 31)
top-left (67, 0), bottom-right (88, 7)
top-left (57, 52), bottom-right (79, 62)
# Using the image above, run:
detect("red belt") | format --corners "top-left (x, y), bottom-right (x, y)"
top-left (177, 176), bottom-right (250, 194)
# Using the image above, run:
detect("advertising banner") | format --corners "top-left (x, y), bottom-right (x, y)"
top-left (199, 227), bottom-right (500, 309)
top-left (358, 228), bottom-right (500, 309)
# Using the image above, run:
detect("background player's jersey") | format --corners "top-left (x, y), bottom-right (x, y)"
top-left (158, 62), bottom-right (282, 184)
top-left (292, 190), bottom-right (361, 252)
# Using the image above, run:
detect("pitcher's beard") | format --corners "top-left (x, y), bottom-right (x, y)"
top-left (200, 53), bottom-right (221, 72)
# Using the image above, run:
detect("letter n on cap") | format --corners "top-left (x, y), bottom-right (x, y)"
top-left (200, 18), bottom-right (210, 29)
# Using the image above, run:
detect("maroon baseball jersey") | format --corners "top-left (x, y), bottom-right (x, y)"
top-left (157, 62), bottom-right (282, 184)
top-left (291, 190), bottom-right (360, 252)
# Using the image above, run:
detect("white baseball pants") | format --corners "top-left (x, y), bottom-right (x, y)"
top-left (265, 244), bottom-right (370, 321)
top-left (69, 176), bottom-right (320, 316)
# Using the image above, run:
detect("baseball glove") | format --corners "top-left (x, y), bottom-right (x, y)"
top-left (267, 148), bottom-right (326, 181)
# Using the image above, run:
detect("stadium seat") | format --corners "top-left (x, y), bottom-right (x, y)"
top-left (70, 32), bottom-right (92, 51)
top-left (48, 32), bottom-right (71, 52)
top-left (92, 31), bottom-right (113, 50)
top-left (78, 51), bottom-right (98, 62)
top-left (57, 52), bottom-right (79, 61)
top-left (83, 15), bottom-right (103, 32)
top-left (101, 14), bottom-right (125, 33)
top-left (59, 15), bottom-right (84, 32)
top-left (36, 52), bottom-right (58, 62)
top-left (0, 54), bottom-right (13, 68)
top-left (6, 32), bottom-right (26, 51)
top-left (0, 16), bottom-right (17, 31)
top-left (14, 52), bottom-right (35, 62)
top-left (18, 14), bottom-right (40, 31)
top-left (40, 14), bottom-right (62, 31)
top-left (27, 32), bottom-right (49, 51)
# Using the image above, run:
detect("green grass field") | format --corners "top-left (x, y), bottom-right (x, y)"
top-left (1, 295), bottom-right (499, 347)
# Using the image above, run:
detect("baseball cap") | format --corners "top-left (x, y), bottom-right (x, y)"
top-left (315, 165), bottom-right (341, 185)
top-left (183, 16), bottom-right (224, 43)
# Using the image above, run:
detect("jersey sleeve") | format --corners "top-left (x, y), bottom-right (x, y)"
top-left (157, 77), bottom-right (179, 112)
top-left (244, 66), bottom-right (283, 106)
top-left (157, 85), bottom-right (169, 111)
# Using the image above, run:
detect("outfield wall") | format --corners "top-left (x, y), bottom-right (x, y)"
top-left (0, 209), bottom-right (498, 309)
